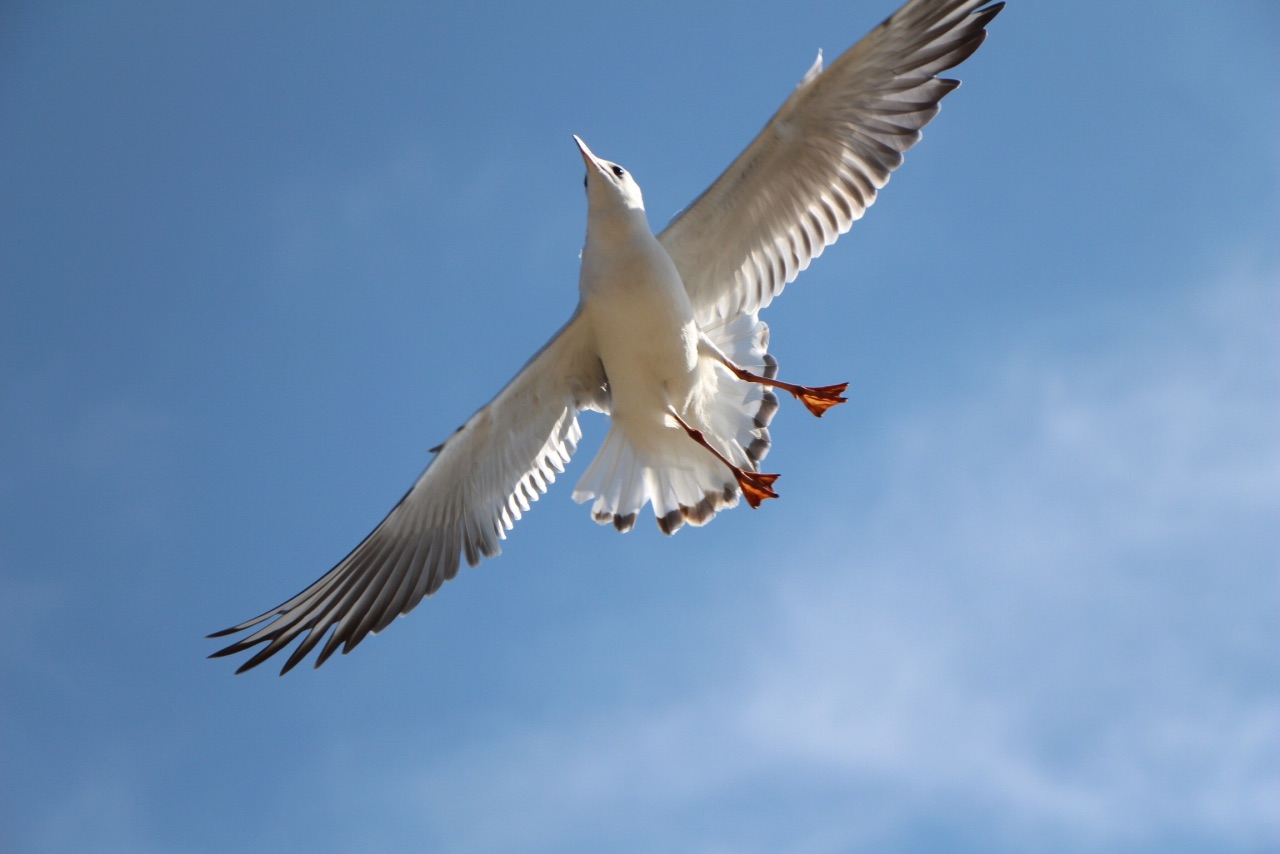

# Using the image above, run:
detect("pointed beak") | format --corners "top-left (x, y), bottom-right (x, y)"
top-left (574, 134), bottom-right (603, 174)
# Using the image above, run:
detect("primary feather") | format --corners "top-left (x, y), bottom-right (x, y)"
top-left (211, 0), bottom-right (1003, 674)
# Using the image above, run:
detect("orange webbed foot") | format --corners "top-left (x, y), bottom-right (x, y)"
top-left (791, 382), bottom-right (849, 417)
top-left (737, 470), bottom-right (780, 508)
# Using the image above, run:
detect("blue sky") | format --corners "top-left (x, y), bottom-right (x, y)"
top-left (2, 1), bottom-right (1277, 852)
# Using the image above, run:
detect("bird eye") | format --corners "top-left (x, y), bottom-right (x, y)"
top-left (612, 165), bottom-right (626, 178)
top-left (583, 173), bottom-right (588, 189)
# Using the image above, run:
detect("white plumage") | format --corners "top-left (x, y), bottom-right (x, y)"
top-left (211, 0), bottom-right (1004, 673)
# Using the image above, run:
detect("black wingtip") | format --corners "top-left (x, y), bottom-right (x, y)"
top-left (207, 635), bottom-right (257, 658)
top-left (236, 643), bottom-right (282, 674)
top-left (974, 2), bottom-right (1006, 30)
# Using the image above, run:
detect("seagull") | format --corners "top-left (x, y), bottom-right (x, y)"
top-left (211, 0), bottom-right (1004, 674)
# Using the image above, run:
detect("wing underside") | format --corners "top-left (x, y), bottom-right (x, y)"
top-left (660, 0), bottom-right (1004, 321)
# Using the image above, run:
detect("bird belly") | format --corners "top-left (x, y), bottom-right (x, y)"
top-left (582, 249), bottom-right (700, 439)
top-left (600, 312), bottom-right (698, 425)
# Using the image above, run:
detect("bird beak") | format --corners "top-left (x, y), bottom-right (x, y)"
top-left (574, 134), bottom-right (603, 174)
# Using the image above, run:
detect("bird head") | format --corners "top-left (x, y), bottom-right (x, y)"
top-left (574, 135), bottom-right (646, 214)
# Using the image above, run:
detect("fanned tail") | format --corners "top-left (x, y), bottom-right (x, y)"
top-left (573, 422), bottom-right (740, 535)
top-left (573, 312), bottom-right (779, 535)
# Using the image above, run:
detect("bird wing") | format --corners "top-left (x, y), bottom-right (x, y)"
top-left (209, 309), bottom-right (607, 674)
top-left (658, 0), bottom-right (1003, 322)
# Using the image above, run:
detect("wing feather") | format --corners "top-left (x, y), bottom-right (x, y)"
top-left (209, 310), bottom-right (607, 674)
top-left (659, 0), bottom-right (1004, 321)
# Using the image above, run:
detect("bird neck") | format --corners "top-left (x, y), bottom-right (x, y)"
top-left (584, 203), bottom-right (652, 247)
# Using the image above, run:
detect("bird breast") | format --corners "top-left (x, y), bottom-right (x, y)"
top-left (580, 233), bottom-right (700, 418)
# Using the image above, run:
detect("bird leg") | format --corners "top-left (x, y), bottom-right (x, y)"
top-left (697, 337), bottom-right (848, 417)
top-left (667, 407), bottom-right (779, 508)
top-left (724, 362), bottom-right (848, 418)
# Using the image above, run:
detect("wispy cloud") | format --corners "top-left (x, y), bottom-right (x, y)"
top-left (19, 261), bottom-right (1272, 854)
top-left (376, 258), bottom-right (1279, 852)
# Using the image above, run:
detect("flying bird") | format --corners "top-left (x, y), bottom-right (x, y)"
top-left (211, 0), bottom-right (1004, 674)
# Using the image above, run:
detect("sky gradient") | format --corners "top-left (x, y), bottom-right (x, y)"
top-left (2, 2), bottom-right (1277, 852)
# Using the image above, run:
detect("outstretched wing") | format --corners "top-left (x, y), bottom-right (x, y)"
top-left (209, 310), bottom-right (607, 674)
top-left (659, 0), bottom-right (1003, 322)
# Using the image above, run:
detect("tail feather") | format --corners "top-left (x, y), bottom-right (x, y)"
top-left (573, 312), bottom-right (779, 535)
top-left (698, 311), bottom-right (778, 468)
top-left (573, 423), bottom-right (739, 535)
